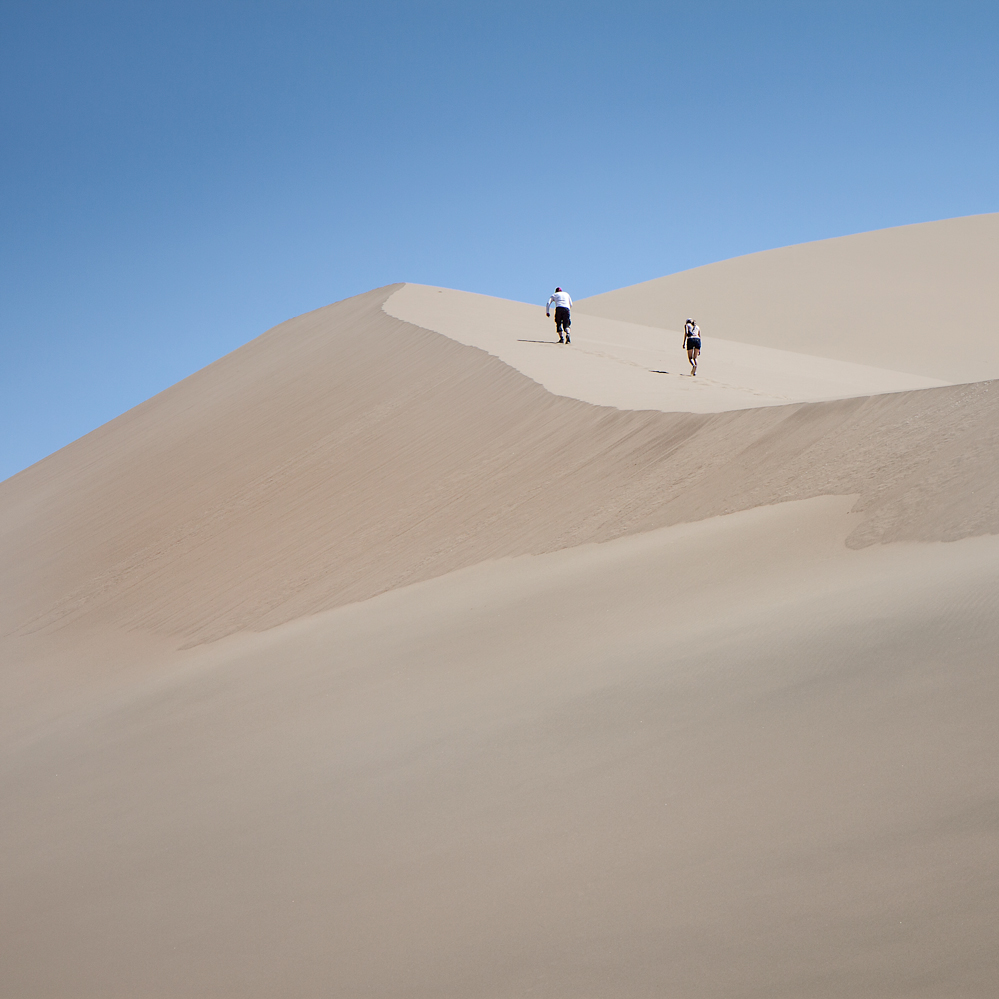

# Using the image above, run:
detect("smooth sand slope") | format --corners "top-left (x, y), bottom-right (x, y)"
top-left (577, 212), bottom-right (999, 383)
top-left (5, 500), bottom-right (999, 997)
top-left (2, 236), bottom-right (999, 995)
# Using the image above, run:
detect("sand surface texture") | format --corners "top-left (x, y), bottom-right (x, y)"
top-left (3, 216), bottom-right (999, 996)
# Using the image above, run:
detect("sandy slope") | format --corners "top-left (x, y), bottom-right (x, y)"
top-left (3, 228), bottom-right (999, 994)
top-left (3, 498), bottom-right (999, 996)
top-left (577, 213), bottom-right (999, 383)
top-left (385, 283), bottom-right (946, 412)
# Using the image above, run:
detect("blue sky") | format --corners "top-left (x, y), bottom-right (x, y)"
top-left (2, 1), bottom-right (997, 480)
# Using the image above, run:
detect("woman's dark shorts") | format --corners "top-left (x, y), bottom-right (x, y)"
top-left (555, 306), bottom-right (571, 331)
top-left (686, 337), bottom-right (701, 351)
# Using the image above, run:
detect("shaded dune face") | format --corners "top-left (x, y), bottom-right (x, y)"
top-left (1, 285), bottom-right (997, 647)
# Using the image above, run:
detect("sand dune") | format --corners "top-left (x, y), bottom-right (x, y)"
top-left (577, 213), bottom-right (999, 383)
top-left (3, 219), bottom-right (999, 995)
top-left (2, 287), bottom-right (996, 649)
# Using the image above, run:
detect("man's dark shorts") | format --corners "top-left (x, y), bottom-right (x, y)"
top-left (686, 337), bottom-right (701, 350)
top-left (555, 306), bottom-right (571, 332)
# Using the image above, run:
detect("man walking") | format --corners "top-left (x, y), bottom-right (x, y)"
top-left (546, 287), bottom-right (572, 343)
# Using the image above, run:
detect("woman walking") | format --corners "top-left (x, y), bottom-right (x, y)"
top-left (683, 318), bottom-right (701, 375)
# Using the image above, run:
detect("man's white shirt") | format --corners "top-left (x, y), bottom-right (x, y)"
top-left (547, 291), bottom-right (572, 311)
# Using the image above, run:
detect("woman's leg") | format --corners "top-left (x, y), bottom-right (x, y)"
top-left (691, 347), bottom-right (699, 374)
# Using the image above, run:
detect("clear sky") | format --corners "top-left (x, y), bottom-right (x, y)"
top-left (2, 1), bottom-right (997, 480)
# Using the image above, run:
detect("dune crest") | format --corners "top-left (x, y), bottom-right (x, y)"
top-left (384, 282), bottom-right (946, 412)
top-left (2, 287), bottom-right (997, 648)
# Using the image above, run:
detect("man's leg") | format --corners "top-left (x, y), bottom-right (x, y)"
top-left (564, 311), bottom-right (571, 343)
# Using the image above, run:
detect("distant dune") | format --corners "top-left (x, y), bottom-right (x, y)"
top-left (577, 213), bottom-right (999, 382)
top-left (2, 217), bottom-right (998, 996)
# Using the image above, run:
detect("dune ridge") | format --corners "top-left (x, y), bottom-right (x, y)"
top-left (383, 283), bottom-right (946, 413)
top-left (2, 285), bottom-right (997, 650)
